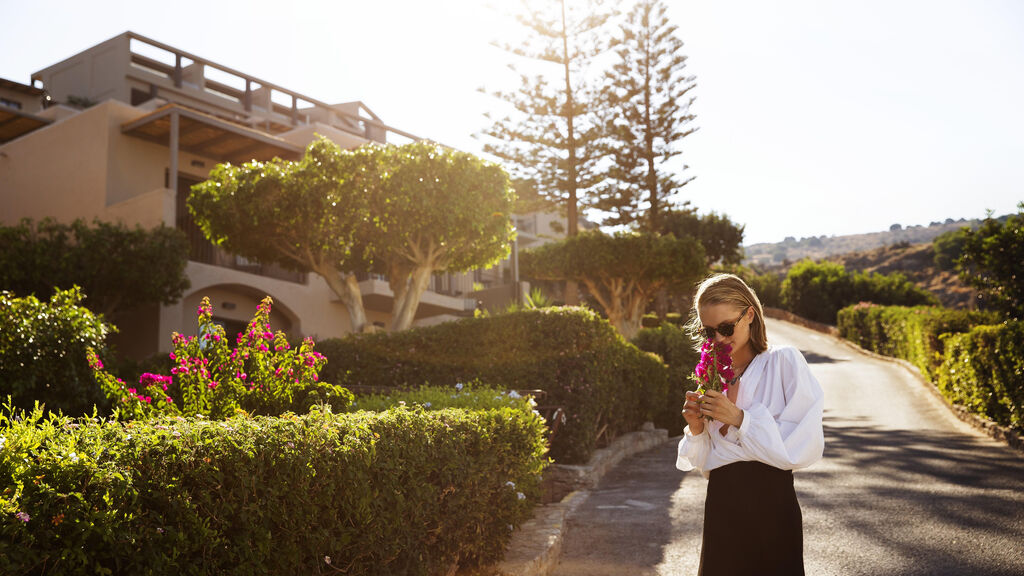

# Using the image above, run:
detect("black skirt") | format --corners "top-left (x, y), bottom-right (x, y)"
top-left (698, 461), bottom-right (804, 576)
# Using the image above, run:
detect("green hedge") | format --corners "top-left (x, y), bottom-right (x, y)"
top-left (837, 304), bottom-right (998, 380)
top-left (317, 307), bottom-right (668, 464)
top-left (0, 288), bottom-right (112, 416)
top-left (782, 260), bottom-right (937, 325)
top-left (0, 404), bottom-right (546, 575)
top-left (937, 321), bottom-right (1024, 429)
top-left (631, 324), bottom-right (700, 435)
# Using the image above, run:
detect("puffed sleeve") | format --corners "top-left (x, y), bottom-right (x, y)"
top-left (676, 424), bottom-right (711, 472)
top-left (735, 347), bottom-right (824, 470)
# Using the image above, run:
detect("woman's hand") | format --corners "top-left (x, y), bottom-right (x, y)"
top-left (699, 389), bottom-right (744, 428)
top-left (682, 391), bottom-right (706, 434)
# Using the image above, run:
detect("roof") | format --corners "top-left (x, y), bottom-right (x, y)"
top-left (121, 103), bottom-right (303, 164)
top-left (0, 107), bottom-right (52, 144)
top-left (0, 77), bottom-right (45, 96)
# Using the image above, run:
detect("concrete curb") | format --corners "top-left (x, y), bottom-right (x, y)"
top-left (489, 424), bottom-right (670, 576)
top-left (489, 491), bottom-right (589, 576)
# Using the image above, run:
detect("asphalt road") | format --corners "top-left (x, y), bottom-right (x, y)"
top-left (554, 318), bottom-right (1024, 575)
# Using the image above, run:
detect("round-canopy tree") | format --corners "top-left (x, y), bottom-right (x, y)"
top-left (520, 231), bottom-right (706, 339)
top-left (372, 141), bottom-right (516, 330)
top-left (189, 137), bottom-right (380, 333)
top-left (190, 137), bottom-right (516, 333)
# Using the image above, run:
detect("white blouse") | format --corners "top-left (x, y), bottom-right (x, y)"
top-left (676, 345), bottom-right (825, 478)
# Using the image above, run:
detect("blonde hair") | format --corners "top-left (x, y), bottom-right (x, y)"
top-left (687, 273), bottom-right (768, 353)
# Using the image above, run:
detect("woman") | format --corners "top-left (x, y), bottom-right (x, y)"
top-left (677, 273), bottom-right (824, 576)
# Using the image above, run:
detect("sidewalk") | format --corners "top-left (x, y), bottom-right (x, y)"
top-left (488, 425), bottom-right (670, 576)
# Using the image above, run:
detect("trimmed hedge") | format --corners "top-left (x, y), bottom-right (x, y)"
top-left (782, 260), bottom-right (937, 325)
top-left (0, 288), bottom-right (112, 416)
top-left (0, 404), bottom-right (546, 575)
top-left (631, 324), bottom-right (700, 435)
top-left (837, 304), bottom-right (998, 380)
top-left (317, 307), bottom-right (668, 464)
top-left (938, 321), bottom-right (1024, 429)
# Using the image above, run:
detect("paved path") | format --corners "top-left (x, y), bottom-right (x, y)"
top-left (554, 319), bottom-right (1024, 575)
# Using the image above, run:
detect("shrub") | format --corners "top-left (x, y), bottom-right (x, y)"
top-left (89, 296), bottom-right (351, 420)
top-left (838, 304), bottom-right (999, 380)
top-left (0, 218), bottom-right (189, 317)
top-left (0, 403), bottom-right (547, 575)
top-left (937, 320), bottom-right (1024, 429)
top-left (317, 307), bottom-right (668, 464)
top-left (0, 288), bottom-right (112, 416)
top-left (782, 260), bottom-right (936, 324)
top-left (632, 323), bottom-right (700, 435)
top-left (350, 383), bottom-right (538, 413)
top-left (957, 204), bottom-right (1024, 319)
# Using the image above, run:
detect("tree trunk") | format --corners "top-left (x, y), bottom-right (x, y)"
top-left (390, 264), bottom-right (434, 331)
top-left (318, 267), bottom-right (368, 333)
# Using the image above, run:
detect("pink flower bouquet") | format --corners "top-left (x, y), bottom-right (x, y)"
top-left (689, 340), bottom-right (735, 419)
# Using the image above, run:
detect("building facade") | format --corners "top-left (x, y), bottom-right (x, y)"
top-left (0, 31), bottom-right (566, 359)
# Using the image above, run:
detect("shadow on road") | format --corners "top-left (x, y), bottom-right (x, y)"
top-left (556, 417), bottom-right (1024, 576)
top-left (798, 416), bottom-right (1024, 575)
top-left (800, 349), bottom-right (849, 364)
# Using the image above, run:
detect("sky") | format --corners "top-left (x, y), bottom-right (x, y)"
top-left (1, 0), bottom-right (1022, 245)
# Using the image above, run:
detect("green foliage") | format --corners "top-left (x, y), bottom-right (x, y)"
top-left (520, 230), bottom-right (706, 338)
top-left (350, 383), bottom-right (538, 413)
top-left (631, 323), bottom-right (700, 434)
top-left (190, 137), bottom-right (515, 332)
top-left (317, 307), bottom-right (668, 464)
top-left (782, 260), bottom-right (937, 324)
top-left (957, 203), bottom-right (1024, 319)
top-left (595, 0), bottom-right (697, 230)
top-left (0, 403), bottom-right (547, 575)
top-left (837, 303), bottom-right (998, 380)
top-left (932, 227), bottom-right (967, 271)
top-left (715, 264), bottom-right (783, 309)
top-left (371, 140), bottom-right (516, 330)
top-left (0, 288), bottom-right (112, 416)
top-left (659, 209), bottom-right (745, 267)
top-left (189, 137), bottom-right (380, 330)
top-left (937, 320), bottom-right (1024, 429)
top-left (0, 218), bottom-right (189, 316)
top-left (90, 296), bottom-right (350, 420)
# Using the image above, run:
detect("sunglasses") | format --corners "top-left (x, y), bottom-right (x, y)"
top-left (702, 307), bottom-right (750, 340)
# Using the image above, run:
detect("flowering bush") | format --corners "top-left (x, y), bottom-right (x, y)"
top-left (89, 296), bottom-right (351, 420)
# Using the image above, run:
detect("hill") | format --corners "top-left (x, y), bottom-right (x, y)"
top-left (742, 218), bottom-right (981, 267)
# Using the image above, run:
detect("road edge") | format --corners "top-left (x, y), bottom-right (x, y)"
top-left (765, 309), bottom-right (1023, 456)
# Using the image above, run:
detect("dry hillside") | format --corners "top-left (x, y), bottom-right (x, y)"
top-left (823, 242), bottom-right (973, 309)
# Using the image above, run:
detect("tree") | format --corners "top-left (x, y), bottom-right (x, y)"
top-left (480, 0), bottom-right (613, 237)
top-left (190, 138), bottom-right (516, 333)
top-left (595, 0), bottom-right (697, 231)
top-left (659, 208), bottom-right (745, 266)
top-left (519, 231), bottom-right (706, 339)
top-left (189, 137), bottom-right (380, 333)
top-left (957, 203), bottom-right (1024, 319)
top-left (0, 218), bottom-right (189, 316)
top-left (371, 141), bottom-right (516, 330)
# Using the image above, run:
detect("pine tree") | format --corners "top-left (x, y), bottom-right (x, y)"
top-left (480, 0), bottom-right (613, 237)
top-left (596, 0), bottom-right (697, 232)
